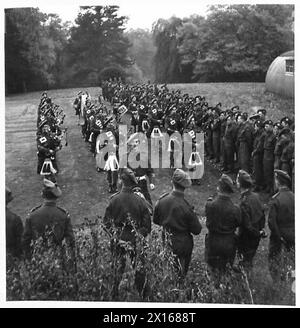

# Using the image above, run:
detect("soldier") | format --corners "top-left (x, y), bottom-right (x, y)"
top-left (236, 113), bottom-right (253, 173)
top-left (153, 169), bottom-right (202, 280)
top-left (22, 178), bottom-right (75, 260)
top-left (103, 168), bottom-right (152, 299)
top-left (252, 120), bottom-right (265, 192)
top-left (223, 113), bottom-right (238, 174)
top-left (6, 187), bottom-right (24, 263)
top-left (36, 121), bottom-right (61, 175)
top-left (236, 170), bottom-right (266, 269)
top-left (257, 109), bottom-right (267, 123)
top-left (274, 127), bottom-right (290, 170)
top-left (124, 136), bottom-right (155, 204)
top-left (211, 108), bottom-right (221, 163)
top-left (205, 174), bottom-right (241, 271)
top-left (268, 169), bottom-right (294, 281)
top-left (263, 120), bottom-right (276, 194)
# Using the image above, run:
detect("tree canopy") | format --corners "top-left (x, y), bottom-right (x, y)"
top-left (5, 4), bottom-right (294, 93)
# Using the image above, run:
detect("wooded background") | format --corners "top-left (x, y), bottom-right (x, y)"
top-left (5, 4), bottom-right (294, 94)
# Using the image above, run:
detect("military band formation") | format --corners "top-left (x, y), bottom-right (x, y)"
top-left (6, 78), bottom-right (295, 300)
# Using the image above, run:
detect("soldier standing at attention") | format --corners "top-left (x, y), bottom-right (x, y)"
top-left (103, 168), bottom-right (152, 299)
top-left (205, 174), bottom-right (241, 272)
top-left (236, 170), bottom-right (266, 270)
top-left (6, 187), bottom-right (24, 263)
top-left (22, 178), bottom-right (75, 260)
top-left (153, 169), bottom-right (202, 281)
top-left (252, 120), bottom-right (265, 192)
top-left (268, 169), bottom-right (294, 281)
top-left (263, 120), bottom-right (276, 194)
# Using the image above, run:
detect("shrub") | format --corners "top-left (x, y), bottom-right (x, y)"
top-left (6, 217), bottom-right (295, 304)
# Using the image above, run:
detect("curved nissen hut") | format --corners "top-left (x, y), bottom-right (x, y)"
top-left (265, 50), bottom-right (294, 98)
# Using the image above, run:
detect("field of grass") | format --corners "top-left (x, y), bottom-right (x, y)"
top-left (5, 83), bottom-right (295, 304)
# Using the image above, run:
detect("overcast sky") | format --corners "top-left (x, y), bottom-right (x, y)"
top-left (5, 0), bottom-right (292, 31)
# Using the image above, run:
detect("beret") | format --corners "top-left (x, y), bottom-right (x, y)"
top-left (274, 122), bottom-right (283, 129)
top-left (218, 174), bottom-right (234, 193)
top-left (237, 170), bottom-right (253, 188)
top-left (254, 120), bottom-right (264, 128)
top-left (172, 169), bottom-right (192, 189)
top-left (257, 108), bottom-right (267, 115)
top-left (249, 114), bottom-right (260, 121)
top-left (264, 120), bottom-right (273, 126)
top-left (280, 117), bottom-right (293, 126)
top-left (42, 177), bottom-right (62, 198)
top-left (274, 169), bottom-right (291, 186)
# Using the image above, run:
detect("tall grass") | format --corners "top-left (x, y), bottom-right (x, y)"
top-left (6, 217), bottom-right (295, 304)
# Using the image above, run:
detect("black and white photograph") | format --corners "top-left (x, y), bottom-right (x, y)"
top-left (3, 0), bottom-right (296, 307)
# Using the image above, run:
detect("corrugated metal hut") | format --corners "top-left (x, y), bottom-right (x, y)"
top-left (265, 50), bottom-right (294, 98)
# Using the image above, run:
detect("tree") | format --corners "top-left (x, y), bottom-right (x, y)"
top-left (192, 4), bottom-right (294, 81)
top-left (152, 17), bottom-right (183, 83)
top-left (5, 8), bottom-right (69, 93)
top-left (126, 28), bottom-right (156, 82)
top-left (66, 6), bottom-right (131, 85)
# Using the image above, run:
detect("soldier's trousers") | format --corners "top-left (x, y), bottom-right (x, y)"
top-left (263, 155), bottom-right (274, 192)
top-left (238, 142), bottom-right (251, 173)
top-left (205, 232), bottom-right (237, 271)
top-left (107, 170), bottom-right (118, 189)
top-left (252, 154), bottom-right (264, 188)
top-left (237, 233), bottom-right (260, 267)
top-left (212, 132), bottom-right (220, 162)
top-left (170, 233), bottom-right (193, 280)
top-left (223, 143), bottom-right (235, 171)
top-left (205, 130), bottom-right (213, 158)
top-left (111, 241), bottom-right (148, 299)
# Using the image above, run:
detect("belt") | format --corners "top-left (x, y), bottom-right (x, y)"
top-left (136, 175), bottom-right (147, 181)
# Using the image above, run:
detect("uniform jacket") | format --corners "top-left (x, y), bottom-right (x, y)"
top-left (268, 186), bottom-right (294, 243)
top-left (23, 201), bottom-right (75, 257)
top-left (104, 186), bottom-right (151, 243)
top-left (205, 194), bottom-right (241, 235)
top-left (239, 190), bottom-right (265, 238)
top-left (153, 190), bottom-right (202, 236)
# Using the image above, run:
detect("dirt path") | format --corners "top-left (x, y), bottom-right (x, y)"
top-left (5, 88), bottom-right (225, 227)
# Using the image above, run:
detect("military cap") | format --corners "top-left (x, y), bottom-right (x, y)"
top-left (274, 169), bottom-right (291, 187)
top-left (249, 113), bottom-right (260, 121)
top-left (237, 170), bottom-right (253, 188)
top-left (280, 117), bottom-right (293, 126)
top-left (119, 168), bottom-right (138, 186)
top-left (218, 174), bottom-right (234, 193)
top-left (274, 122), bottom-right (283, 129)
top-left (231, 105), bottom-right (240, 112)
top-left (240, 112), bottom-right (248, 120)
top-left (254, 120), bottom-right (264, 128)
top-left (172, 169), bottom-right (192, 189)
top-left (42, 178), bottom-right (62, 199)
top-left (264, 120), bottom-right (273, 126)
top-left (6, 186), bottom-right (13, 204)
top-left (257, 108), bottom-right (267, 116)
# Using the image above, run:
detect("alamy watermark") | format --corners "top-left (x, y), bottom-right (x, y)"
top-left (95, 125), bottom-right (205, 179)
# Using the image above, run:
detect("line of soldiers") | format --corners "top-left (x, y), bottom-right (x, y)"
top-left (73, 90), bottom-right (156, 198)
top-left (100, 80), bottom-right (295, 195)
top-left (36, 92), bottom-right (67, 176)
top-left (103, 165), bottom-right (294, 297)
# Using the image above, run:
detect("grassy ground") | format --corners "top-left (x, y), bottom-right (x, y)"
top-left (5, 83), bottom-right (295, 304)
